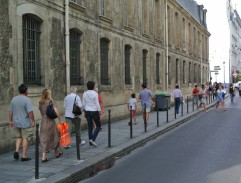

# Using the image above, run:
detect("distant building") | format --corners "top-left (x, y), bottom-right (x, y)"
top-left (227, 0), bottom-right (241, 82)
top-left (0, 0), bottom-right (210, 153)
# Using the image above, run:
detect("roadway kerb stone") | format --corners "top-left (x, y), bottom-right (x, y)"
top-left (39, 102), bottom-right (216, 183)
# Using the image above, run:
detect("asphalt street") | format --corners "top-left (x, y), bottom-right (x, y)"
top-left (81, 95), bottom-right (241, 183)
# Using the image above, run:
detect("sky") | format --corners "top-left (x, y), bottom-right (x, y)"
top-left (195, 0), bottom-right (241, 83)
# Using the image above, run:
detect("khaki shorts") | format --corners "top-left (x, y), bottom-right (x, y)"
top-left (14, 127), bottom-right (33, 139)
top-left (142, 106), bottom-right (151, 113)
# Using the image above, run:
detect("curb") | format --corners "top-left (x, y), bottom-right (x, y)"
top-left (39, 102), bottom-right (216, 183)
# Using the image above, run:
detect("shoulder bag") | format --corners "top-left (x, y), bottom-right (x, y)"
top-left (72, 95), bottom-right (82, 116)
top-left (46, 100), bottom-right (58, 119)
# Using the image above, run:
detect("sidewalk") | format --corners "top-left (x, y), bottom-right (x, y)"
top-left (0, 98), bottom-right (216, 183)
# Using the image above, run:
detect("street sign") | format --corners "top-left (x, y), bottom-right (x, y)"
top-left (233, 72), bottom-right (238, 78)
top-left (214, 68), bottom-right (221, 70)
top-left (214, 66), bottom-right (220, 68)
top-left (215, 73), bottom-right (219, 75)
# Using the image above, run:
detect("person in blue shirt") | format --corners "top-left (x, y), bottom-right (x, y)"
top-left (139, 83), bottom-right (154, 125)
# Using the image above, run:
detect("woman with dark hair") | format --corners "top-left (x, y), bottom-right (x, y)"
top-left (215, 84), bottom-right (224, 111)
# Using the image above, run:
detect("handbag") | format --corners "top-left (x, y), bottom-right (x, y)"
top-left (57, 122), bottom-right (71, 147)
top-left (72, 95), bottom-right (82, 115)
top-left (46, 100), bottom-right (58, 119)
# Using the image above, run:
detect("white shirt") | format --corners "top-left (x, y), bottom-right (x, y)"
top-left (64, 93), bottom-right (82, 118)
top-left (82, 90), bottom-right (101, 112)
top-left (129, 98), bottom-right (137, 110)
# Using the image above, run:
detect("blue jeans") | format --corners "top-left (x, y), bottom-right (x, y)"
top-left (230, 93), bottom-right (235, 102)
top-left (175, 97), bottom-right (181, 113)
top-left (85, 111), bottom-right (101, 142)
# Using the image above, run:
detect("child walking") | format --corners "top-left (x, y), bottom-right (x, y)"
top-left (128, 93), bottom-right (137, 125)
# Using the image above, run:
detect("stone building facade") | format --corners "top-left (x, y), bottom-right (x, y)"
top-left (227, 6), bottom-right (241, 82)
top-left (0, 0), bottom-right (210, 153)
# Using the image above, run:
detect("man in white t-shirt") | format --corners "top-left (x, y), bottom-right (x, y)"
top-left (64, 86), bottom-right (85, 149)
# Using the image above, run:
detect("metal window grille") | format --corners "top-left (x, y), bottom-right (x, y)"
top-left (183, 61), bottom-right (186, 84)
top-left (194, 64), bottom-right (196, 83)
top-left (125, 45), bottom-right (131, 84)
top-left (189, 62), bottom-right (191, 83)
top-left (156, 53), bottom-right (160, 84)
top-left (70, 30), bottom-right (82, 85)
top-left (99, 0), bottom-right (105, 15)
top-left (168, 56), bottom-right (171, 84)
top-left (100, 39), bottom-right (109, 85)
top-left (143, 50), bottom-right (147, 84)
top-left (123, 0), bottom-right (128, 25)
top-left (23, 15), bottom-right (41, 85)
top-left (176, 59), bottom-right (179, 83)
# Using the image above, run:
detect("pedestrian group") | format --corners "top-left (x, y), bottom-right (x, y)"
top-left (9, 81), bottom-right (236, 162)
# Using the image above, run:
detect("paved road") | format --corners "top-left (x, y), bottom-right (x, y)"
top-left (0, 94), bottom-right (211, 183)
top-left (82, 96), bottom-right (241, 183)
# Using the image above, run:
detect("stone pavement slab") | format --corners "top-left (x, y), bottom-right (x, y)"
top-left (0, 99), bottom-right (216, 183)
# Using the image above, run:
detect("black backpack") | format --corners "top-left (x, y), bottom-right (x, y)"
top-left (46, 101), bottom-right (57, 119)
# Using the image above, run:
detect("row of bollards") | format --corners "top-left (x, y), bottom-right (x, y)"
top-left (35, 110), bottom-right (112, 180)
top-left (35, 95), bottom-right (215, 179)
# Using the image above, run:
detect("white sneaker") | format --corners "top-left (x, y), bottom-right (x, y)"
top-left (79, 140), bottom-right (86, 146)
top-left (89, 140), bottom-right (97, 147)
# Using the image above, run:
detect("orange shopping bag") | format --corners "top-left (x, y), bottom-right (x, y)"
top-left (57, 122), bottom-right (71, 147)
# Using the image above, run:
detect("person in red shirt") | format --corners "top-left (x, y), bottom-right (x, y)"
top-left (192, 84), bottom-right (199, 104)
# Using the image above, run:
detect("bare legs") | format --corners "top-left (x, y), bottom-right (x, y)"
top-left (16, 138), bottom-right (29, 158)
top-left (143, 112), bottom-right (149, 124)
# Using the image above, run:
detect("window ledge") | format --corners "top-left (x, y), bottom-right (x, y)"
top-left (124, 25), bottom-right (134, 32)
top-left (155, 38), bottom-right (163, 44)
top-left (99, 15), bottom-right (113, 24)
top-left (125, 84), bottom-right (133, 90)
top-left (156, 84), bottom-right (162, 89)
top-left (142, 33), bottom-right (149, 39)
top-left (28, 86), bottom-right (45, 97)
top-left (100, 85), bottom-right (111, 91)
top-left (69, 1), bottom-right (86, 12)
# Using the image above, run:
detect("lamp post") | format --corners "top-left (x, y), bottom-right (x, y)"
top-left (223, 61), bottom-right (225, 85)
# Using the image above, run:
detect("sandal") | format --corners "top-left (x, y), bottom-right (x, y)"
top-left (55, 151), bottom-right (63, 158)
top-left (21, 157), bottom-right (31, 162)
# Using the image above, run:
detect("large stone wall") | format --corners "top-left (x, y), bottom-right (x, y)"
top-left (0, 0), bottom-right (210, 154)
top-left (50, 17), bottom-right (66, 100)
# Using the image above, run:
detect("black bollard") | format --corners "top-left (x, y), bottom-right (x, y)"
top-left (209, 93), bottom-right (211, 104)
top-left (192, 97), bottom-right (194, 111)
top-left (130, 106), bottom-right (133, 138)
top-left (174, 98), bottom-right (176, 119)
top-left (144, 103), bottom-right (147, 132)
top-left (108, 110), bottom-right (111, 147)
top-left (166, 98), bottom-right (169, 123)
top-left (156, 100), bottom-right (159, 127)
top-left (75, 117), bottom-right (80, 160)
top-left (187, 96), bottom-right (189, 113)
top-left (35, 123), bottom-right (39, 179)
top-left (181, 98), bottom-right (184, 116)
